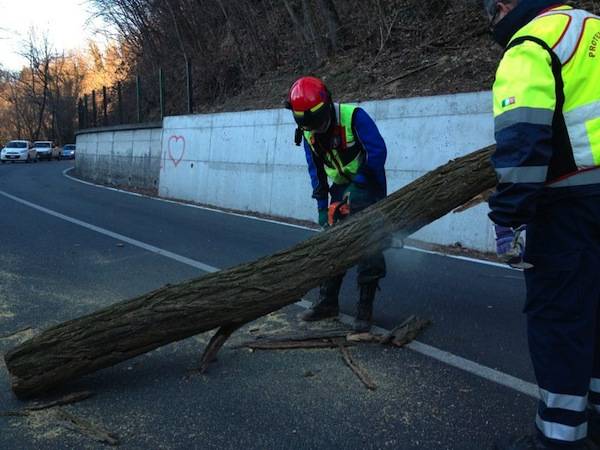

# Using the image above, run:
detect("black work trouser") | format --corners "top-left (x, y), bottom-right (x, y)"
top-left (320, 183), bottom-right (386, 305)
top-left (524, 193), bottom-right (600, 448)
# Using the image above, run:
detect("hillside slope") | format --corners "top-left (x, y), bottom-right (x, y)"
top-left (91, 1), bottom-right (599, 119)
top-left (198, 0), bottom-right (599, 113)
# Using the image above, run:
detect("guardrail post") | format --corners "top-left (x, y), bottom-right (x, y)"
top-left (117, 82), bottom-right (123, 125)
top-left (51, 108), bottom-right (56, 141)
top-left (136, 74), bottom-right (142, 123)
top-left (91, 90), bottom-right (97, 128)
top-left (102, 86), bottom-right (108, 126)
top-left (186, 59), bottom-right (193, 114)
top-left (78, 98), bottom-right (85, 129)
top-left (83, 95), bottom-right (89, 129)
top-left (159, 68), bottom-right (165, 119)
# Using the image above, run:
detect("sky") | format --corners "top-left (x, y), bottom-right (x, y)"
top-left (0, 0), bottom-right (107, 71)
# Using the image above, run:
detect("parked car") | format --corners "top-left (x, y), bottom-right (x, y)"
top-left (33, 141), bottom-right (60, 161)
top-left (61, 144), bottom-right (76, 160)
top-left (0, 140), bottom-right (37, 163)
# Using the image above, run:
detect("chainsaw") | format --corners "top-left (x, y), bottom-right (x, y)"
top-left (328, 198), bottom-right (350, 226)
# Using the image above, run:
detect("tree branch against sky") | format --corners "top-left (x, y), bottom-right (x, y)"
top-left (0, 0), bottom-right (107, 71)
top-left (0, 16), bottom-right (121, 144)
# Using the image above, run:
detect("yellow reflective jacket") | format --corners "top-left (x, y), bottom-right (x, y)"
top-left (489, 4), bottom-right (600, 227)
top-left (302, 104), bottom-right (388, 210)
top-left (304, 104), bottom-right (363, 185)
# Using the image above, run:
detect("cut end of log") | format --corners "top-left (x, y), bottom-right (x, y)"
top-left (10, 377), bottom-right (37, 401)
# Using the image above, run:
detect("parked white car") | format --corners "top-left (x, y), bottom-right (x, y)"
top-left (0, 140), bottom-right (37, 163)
top-left (33, 141), bottom-right (59, 161)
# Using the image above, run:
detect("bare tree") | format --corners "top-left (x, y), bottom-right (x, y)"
top-left (17, 29), bottom-right (54, 141)
top-left (0, 36), bottom-right (91, 144)
top-left (316, 0), bottom-right (341, 51)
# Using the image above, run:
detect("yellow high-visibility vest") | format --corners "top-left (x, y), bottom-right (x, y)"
top-left (493, 5), bottom-right (600, 185)
top-left (304, 103), bottom-right (363, 185)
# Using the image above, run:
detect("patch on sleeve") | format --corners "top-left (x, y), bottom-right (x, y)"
top-left (501, 97), bottom-right (516, 108)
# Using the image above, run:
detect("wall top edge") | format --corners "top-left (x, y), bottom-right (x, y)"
top-left (76, 122), bottom-right (163, 136)
top-left (163, 90), bottom-right (493, 122)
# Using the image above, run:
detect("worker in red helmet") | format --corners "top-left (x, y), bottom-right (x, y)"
top-left (286, 76), bottom-right (388, 332)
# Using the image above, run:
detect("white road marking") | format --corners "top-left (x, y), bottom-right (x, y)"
top-left (0, 189), bottom-right (219, 274)
top-left (36, 172), bottom-right (535, 397)
top-left (404, 340), bottom-right (538, 398)
top-left (62, 167), bottom-right (313, 231)
top-left (402, 245), bottom-right (512, 269)
top-left (294, 301), bottom-right (539, 399)
top-left (63, 168), bottom-right (511, 269)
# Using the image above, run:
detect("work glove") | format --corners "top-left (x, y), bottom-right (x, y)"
top-left (318, 208), bottom-right (329, 230)
top-left (343, 182), bottom-right (372, 213)
top-left (494, 224), bottom-right (532, 269)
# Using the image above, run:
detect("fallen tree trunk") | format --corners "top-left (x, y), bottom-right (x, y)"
top-left (4, 145), bottom-right (497, 398)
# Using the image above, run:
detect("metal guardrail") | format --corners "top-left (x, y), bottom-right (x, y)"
top-left (78, 60), bottom-right (194, 131)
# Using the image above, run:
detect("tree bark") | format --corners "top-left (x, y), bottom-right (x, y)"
top-left (316, 0), bottom-right (341, 52)
top-left (301, 0), bottom-right (327, 61)
top-left (282, 0), bottom-right (311, 44)
top-left (4, 145), bottom-right (497, 399)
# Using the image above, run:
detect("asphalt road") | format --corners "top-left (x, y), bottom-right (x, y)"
top-left (0, 160), bottom-right (538, 449)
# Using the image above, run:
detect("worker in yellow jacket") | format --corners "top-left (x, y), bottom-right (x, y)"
top-left (485, 0), bottom-right (600, 449)
top-left (285, 76), bottom-right (388, 332)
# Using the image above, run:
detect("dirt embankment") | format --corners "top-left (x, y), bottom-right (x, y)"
top-left (196, 1), bottom-right (599, 114)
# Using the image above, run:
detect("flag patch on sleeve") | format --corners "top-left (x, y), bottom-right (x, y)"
top-left (501, 97), bottom-right (516, 108)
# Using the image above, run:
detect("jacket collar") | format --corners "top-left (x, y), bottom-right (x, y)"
top-left (493, 1), bottom-right (566, 47)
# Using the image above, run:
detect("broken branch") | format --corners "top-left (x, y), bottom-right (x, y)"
top-left (25, 391), bottom-right (95, 411)
top-left (198, 322), bottom-right (245, 373)
top-left (338, 344), bottom-right (377, 391)
top-left (55, 409), bottom-right (120, 446)
top-left (382, 316), bottom-right (431, 347)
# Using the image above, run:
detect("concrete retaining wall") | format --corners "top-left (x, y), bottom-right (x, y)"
top-left (74, 92), bottom-right (498, 252)
top-left (75, 123), bottom-right (163, 190)
top-left (160, 91), bottom-right (497, 252)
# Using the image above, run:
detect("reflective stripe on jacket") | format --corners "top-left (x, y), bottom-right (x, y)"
top-left (304, 104), bottom-right (363, 185)
top-left (303, 105), bottom-right (387, 210)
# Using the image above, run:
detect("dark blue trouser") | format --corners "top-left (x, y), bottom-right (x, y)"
top-left (524, 194), bottom-right (600, 448)
top-left (320, 183), bottom-right (386, 304)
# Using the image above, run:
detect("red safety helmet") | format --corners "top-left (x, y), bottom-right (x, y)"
top-left (286, 76), bottom-right (332, 132)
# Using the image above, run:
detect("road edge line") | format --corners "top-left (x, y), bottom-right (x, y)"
top-left (62, 168), bottom-right (509, 270)
top-left (295, 300), bottom-right (538, 399)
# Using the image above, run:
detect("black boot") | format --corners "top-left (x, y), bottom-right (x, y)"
top-left (299, 277), bottom-right (342, 322)
top-left (353, 282), bottom-right (377, 332)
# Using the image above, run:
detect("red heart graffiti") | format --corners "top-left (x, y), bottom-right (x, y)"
top-left (167, 135), bottom-right (186, 167)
